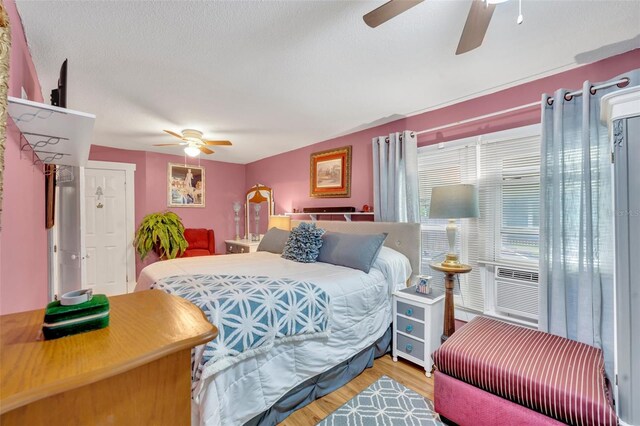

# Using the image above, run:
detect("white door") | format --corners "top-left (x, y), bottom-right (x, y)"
top-left (84, 168), bottom-right (128, 295)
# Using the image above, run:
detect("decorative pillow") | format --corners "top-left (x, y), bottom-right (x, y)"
top-left (317, 231), bottom-right (388, 273)
top-left (281, 222), bottom-right (325, 263)
top-left (257, 228), bottom-right (291, 254)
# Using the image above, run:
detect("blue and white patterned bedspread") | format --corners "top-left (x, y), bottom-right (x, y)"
top-left (152, 274), bottom-right (331, 388)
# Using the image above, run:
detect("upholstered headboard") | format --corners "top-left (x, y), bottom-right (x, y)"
top-left (291, 220), bottom-right (421, 279)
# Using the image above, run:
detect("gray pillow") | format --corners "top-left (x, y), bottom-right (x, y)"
top-left (257, 228), bottom-right (291, 254)
top-left (317, 231), bottom-right (388, 273)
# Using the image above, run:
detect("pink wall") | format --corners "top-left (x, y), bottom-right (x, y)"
top-left (89, 146), bottom-right (246, 276)
top-left (245, 49), bottom-right (640, 216)
top-left (1, 0), bottom-right (637, 316)
top-left (0, 0), bottom-right (48, 315)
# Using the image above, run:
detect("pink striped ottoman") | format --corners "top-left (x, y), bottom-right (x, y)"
top-left (432, 316), bottom-right (617, 426)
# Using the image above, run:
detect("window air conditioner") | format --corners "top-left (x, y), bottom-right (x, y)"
top-left (494, 266), bottom-right (539, 320)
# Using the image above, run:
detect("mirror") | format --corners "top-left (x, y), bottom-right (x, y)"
top-left (245, 184), bottom-right (274, 240)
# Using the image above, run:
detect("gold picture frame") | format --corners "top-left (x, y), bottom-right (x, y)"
top-left (168, 163), bottom-right (205, 207)
top-left (310, 145), bottom-right (351, 198)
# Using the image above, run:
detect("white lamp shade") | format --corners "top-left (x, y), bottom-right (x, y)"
top-left (268, 215), bottom-right (291, 231)
top-left (429, 184), bottom-right (479, 219)
top-left (184, 146), bottom-right (200, 157)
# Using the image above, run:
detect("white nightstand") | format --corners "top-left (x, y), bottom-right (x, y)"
top-left (224, 239), bottom-right (260, 254)
top-left (392, 286), bottom-right (445, 377)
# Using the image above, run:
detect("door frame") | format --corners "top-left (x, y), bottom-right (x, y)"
top-left (85, 161), bottom-right (137, 293)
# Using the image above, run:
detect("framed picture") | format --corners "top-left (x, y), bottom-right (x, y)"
top-left (168, 163), bottom-right (205, 207)
top-left (310, 145), bottom-right (351, 198)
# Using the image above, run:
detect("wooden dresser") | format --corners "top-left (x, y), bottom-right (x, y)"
top-left (0, 290), bottom-right (217, 425)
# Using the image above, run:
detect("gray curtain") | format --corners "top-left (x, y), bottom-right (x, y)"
top-left (372, 131), bottom-right (419, 222)
top-left (539, 70), bottom-right (639, 377)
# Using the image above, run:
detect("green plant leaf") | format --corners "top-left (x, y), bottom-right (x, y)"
top-left (134, 211), bottom-right (187, 261)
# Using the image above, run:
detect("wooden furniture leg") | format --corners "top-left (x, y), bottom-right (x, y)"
top-left (430, 263), bottom-right (471, 344)
top-left (442, 272), bottom-right (456, 343)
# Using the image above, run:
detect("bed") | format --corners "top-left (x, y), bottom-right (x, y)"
top-left (135, 221), bottom-right (420, 426)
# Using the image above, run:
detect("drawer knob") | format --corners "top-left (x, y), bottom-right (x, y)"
top-left (405, 324), bottom-right (413, 333)
top-left (405, 343), bottom-right (413, 352)
top-left (406, 308), bottom-right (413, 316)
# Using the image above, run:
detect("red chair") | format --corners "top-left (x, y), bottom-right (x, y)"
top-left (180, 229), bottom-right (216, 257)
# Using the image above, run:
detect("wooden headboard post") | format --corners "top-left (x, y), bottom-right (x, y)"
top-left (291, 220), bottom-right (421, 280)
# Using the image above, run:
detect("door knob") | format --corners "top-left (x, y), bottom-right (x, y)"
top-left (71, 254), bottom-right (78, 260)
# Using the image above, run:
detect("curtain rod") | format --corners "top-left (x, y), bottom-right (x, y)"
top-left (415, 101), bottom-right (540, 136)
top-left (546, 77), bottom-right (629, 105)
top-left (382, 132), bottom-right (415, 142)
top-left (414, 76), bottom-right (630, 136)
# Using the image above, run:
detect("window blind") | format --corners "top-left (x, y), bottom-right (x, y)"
top-left (418, 144), bottom-right (483, 312)
top-left (418, 128), bottom-right (541, 315)
top-left (478, 135), bottom-right (541, 265)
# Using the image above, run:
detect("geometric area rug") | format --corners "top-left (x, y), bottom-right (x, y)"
top-left (317, 376), bottom-right (444, 425)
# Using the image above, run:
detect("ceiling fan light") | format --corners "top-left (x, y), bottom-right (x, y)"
top-left (184, 146), bottom-right (200, 157)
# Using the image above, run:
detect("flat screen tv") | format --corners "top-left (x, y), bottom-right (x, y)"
top-left (50, 59), bottom-right (67, 108)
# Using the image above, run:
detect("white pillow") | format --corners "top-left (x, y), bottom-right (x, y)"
top-left (372, 246), bottom-right (413, 294)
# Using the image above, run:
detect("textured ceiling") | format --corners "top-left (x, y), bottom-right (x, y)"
top-left (16, 0), bottom-right (640, 164)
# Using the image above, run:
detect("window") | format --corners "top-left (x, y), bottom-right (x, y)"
top-left (418, 141), bottom-right (481, 312)
top-left (479, 134), bottom-right (541, 265)
top-left (418, 126), bottom-right (541, 318)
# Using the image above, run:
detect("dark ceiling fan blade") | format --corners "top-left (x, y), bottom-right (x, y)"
top-left (363, 0), bottom-right (424, 28)
top-left (199, 146), bottom-right (215, 155)
top-left (204, 140), bottom-right (232, 146)
top-left (163, 129), bottom-right (186, 140)
top-left (153, 143), bottom-right (184, 146)
top-left (456, 0), bottom-right (496, 55)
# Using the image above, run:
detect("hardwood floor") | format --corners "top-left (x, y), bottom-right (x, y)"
top-left (280, 354), bottom-right (435, 426)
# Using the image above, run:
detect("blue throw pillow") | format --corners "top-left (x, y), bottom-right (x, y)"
top-left (317, 231), bottom-right (388, 273)
top-left (257, 228), bottom-right (291, 254)
top-left (282, 222), bottom-right (325, 263)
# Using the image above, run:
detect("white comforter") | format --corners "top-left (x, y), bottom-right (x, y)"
top-left (136, 251), bottom-right (408, 425)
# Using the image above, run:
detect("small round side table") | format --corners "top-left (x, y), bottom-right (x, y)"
top-left (430, 262), bottom-right (472, 343)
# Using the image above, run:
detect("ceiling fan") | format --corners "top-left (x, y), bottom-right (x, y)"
top-left (363, 0), bottom-right (517, 55)
top-left (154, 129), bottom-right (232, 157)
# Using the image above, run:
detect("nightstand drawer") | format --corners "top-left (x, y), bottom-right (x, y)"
top-left (397, 301), bottom-right (425, 321)
top-left (396, 316), bottom-right (424, 339)
top-left (225, 239), bottom-right (259, 254)
top-left (226, 243), bottom-right (248, 254)
top-left (396, 334), bottom-right (424, 361)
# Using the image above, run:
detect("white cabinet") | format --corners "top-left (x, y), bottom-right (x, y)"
top-left (392, 287), bottom-right (444, 377)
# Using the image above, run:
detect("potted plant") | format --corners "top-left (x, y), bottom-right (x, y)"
top-left (134, 211), bottom-right (188, 260)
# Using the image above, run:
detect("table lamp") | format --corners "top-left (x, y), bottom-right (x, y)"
top-left (268, 215), bottom-right (291, 231)
top-left (429, 184), bottom-right (479, 268)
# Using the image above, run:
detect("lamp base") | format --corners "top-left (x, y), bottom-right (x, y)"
top-left (439, 253), bottom-right (465, 268)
